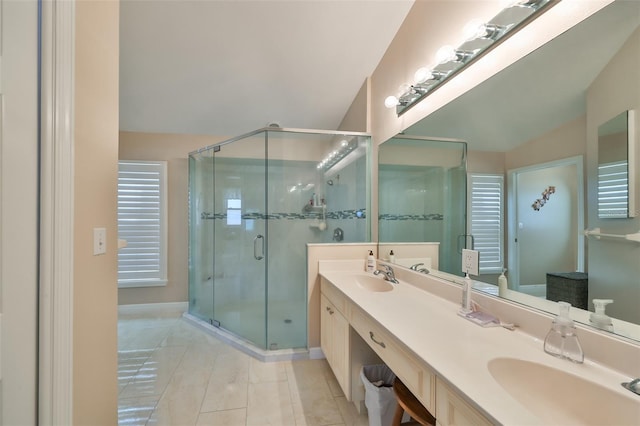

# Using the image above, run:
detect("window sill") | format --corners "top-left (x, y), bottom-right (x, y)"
top-left (118, 279), bottom-right (168, 289)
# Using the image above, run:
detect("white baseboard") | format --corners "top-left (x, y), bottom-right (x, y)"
top-left (309, 347), bottom-right (326, 360)
top-left (118, 301), bottom-right (188, 316)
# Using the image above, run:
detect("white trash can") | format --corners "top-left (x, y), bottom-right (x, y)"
top-left (360, 364), bottom-right (398, 426)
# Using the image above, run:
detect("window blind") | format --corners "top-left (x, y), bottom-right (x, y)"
top-left (469, 174), bottom-right (504, 273)
top-left (598, 160), bottom-right (628, 218)
top-left (118, 161), bottom-right (167, 287)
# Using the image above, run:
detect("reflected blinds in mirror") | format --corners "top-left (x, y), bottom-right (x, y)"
top-left (597, 160), bottom-right (628, 218)
top-left (469, 174), bottom-right (504, 273)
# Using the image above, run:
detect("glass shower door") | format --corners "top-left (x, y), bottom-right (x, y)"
top-left (212, 134), bottom-right (268, 349)
top-left (188, 151), bottom-right (215, 322)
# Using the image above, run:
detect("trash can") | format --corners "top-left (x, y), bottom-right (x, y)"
top-left (360, 364), bottom-right (398, 426)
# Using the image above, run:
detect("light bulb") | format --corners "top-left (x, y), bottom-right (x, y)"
top-left (413, 67), bottom-right (433, 84)
top-left (463, 19), bottom-right (486, 41)
top-left (397, 83), bottom-right (412, 98)
top-left (384, 96), bottom-right (399, 109)
top-left (340, 140), bottom-right (348, 147)
top-left (435, 45), bottom-right (457, 64)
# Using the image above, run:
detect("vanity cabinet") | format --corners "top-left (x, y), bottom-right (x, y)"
top-left (320, 294), bottom-right (350, 397)
top-left (435, 378), bottom-right (493, 426)
top-left (320, 276), bottom-right (492, 426)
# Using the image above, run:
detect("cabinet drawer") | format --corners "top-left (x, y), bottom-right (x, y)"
top-left (351, 306), bottom-right (435, 413)
top-left (321, 277), bottom-right (348, 316)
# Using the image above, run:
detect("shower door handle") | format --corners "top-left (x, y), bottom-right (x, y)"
top-left (457, 234), bottom-right (475, 254)
top-left (253, 234), bottom-right (264, 260)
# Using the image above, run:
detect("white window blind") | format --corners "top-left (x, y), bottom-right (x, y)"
top-left (598, 160), bottom-right (628, 218)
top-left (118, 161), bottom-right (168, 287)
top-left (469, 174), bottom-right (504, 273)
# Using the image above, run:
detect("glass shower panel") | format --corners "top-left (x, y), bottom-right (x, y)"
top-left (264, 130), bottom-right (370, 349)
top-left (212, 134), bottom-right (267, 349)
top-left (378, 137), bottom-right (467, 276)
top-left (188, 151), bottom-right (215, 321)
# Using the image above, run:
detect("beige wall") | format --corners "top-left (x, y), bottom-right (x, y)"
top-left (118, 131), bottom-right (227, 305)
top-left (73, 1), bottom-right (120, 423)
top-left (505, 116), bottom-right (587, 171)
top-left (338, 78), bottom-right (370, 132)
top-left (467, 151), bottom-right (505, 174)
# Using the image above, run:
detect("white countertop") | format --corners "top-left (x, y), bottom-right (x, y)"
top-left (319, 263), bottom-right (640, 425)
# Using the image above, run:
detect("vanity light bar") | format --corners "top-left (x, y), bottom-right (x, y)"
top-left (385, 0), bottom-right (560, 115)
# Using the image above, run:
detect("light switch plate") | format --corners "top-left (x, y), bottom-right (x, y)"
top-left (94, 227), bottom-right (106, 255)
top-left (462, 248), bottom-right (479, 276)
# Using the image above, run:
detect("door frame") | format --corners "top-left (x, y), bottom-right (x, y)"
top-left (507, 155), bottom-right (585, 290)
top-left (39, 0), bottom-right (75, 423)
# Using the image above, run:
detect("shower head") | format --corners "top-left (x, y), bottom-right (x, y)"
top-left (327, 179), bottom-right (333, 186)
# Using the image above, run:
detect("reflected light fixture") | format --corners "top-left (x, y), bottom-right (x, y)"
top-left (385, 0), bottom-right (560, 115)
top-left (317, 138), bottom-right (358, 171)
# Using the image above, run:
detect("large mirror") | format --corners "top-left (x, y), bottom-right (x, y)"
top-left (597, 110), bottom-right (636, 219)
top-left (378, 1), bottom-right (640, 341)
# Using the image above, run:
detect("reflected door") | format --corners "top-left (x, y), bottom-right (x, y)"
top-left (212, 135), bottom-right (268, 349)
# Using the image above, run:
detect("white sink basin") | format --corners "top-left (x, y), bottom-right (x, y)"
top-left (488, 357), bottom-right (640, 425)
top-left (355, 275), bottom-right (394, 292)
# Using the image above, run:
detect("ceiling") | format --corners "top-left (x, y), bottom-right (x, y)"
top-left (406, 1), bottom-right (640, 152)
top-left (119, 0), bottom-right (414, 137)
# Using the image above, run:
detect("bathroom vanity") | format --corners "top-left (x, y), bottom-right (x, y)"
top-left (318, 260), bottom-right (640, 425)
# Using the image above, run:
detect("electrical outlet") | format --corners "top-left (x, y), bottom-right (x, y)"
top-left (94, 227), bottom-right (106, 255)
top-left (462, 248), bottom-right (479, 276)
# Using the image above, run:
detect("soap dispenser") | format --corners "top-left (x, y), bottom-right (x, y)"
top-left (543, 301), bottom-right (584, 363)
top-left (366, 250), bottom-right (375, 273)
top-left (590, 299), bottom-right (614, 332)
top-left (498, 268), bottom-right (508, 297)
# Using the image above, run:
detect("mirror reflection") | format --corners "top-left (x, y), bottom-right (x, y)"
top-left (378, 1), bottom-right (640, 341)
top-left (597, 110), bottom-right (634, 219)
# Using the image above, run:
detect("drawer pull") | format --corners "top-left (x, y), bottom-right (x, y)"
top-left (369, 331), bottom-right (386, 348)
top-left (326, 307), bottom-right (334, 315)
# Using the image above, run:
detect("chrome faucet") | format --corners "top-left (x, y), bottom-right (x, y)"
top-left (409, 263), bottom-right (423, 270)
top-left (374, 265), bottom-right (399, 284)
top-left (410, 263), bottom-right (430, 274)
top-left (622, 378), bottom-right (640, 395)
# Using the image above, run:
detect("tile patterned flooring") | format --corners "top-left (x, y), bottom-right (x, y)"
top-left (118, 312), bottom-right (369, 425)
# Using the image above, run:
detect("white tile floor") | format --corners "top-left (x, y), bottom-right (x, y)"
top-left (118, 312), bottom-right (369, 426)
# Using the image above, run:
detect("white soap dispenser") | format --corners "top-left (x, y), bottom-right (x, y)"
top-left (498, 268), bottom-right (508, 297)
top-left (389, 250), bottom-right (395, 263)
top-left (590, 299), bottom-right (614, 332)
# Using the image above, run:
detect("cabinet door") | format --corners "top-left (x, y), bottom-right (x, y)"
top-left (436, 379), bottom-right (492, 426)
top-left (331, 306), bottom-right (350, 394)
top-left (320, 294), bottom-right (333, 362)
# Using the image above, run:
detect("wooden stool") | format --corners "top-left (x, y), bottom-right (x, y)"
top-left (392, 377), bottom-right (436, 426)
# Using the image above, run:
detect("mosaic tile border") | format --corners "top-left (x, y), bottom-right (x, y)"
top-left (201, 209), bottom-right (367, 220)
top-left (378, 214), bottom-right (443, 221)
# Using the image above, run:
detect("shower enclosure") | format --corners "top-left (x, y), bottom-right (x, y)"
top-left (378, 136), bottom-right (467, 275)
top-left (188, 128), bottom-right (371, 351)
